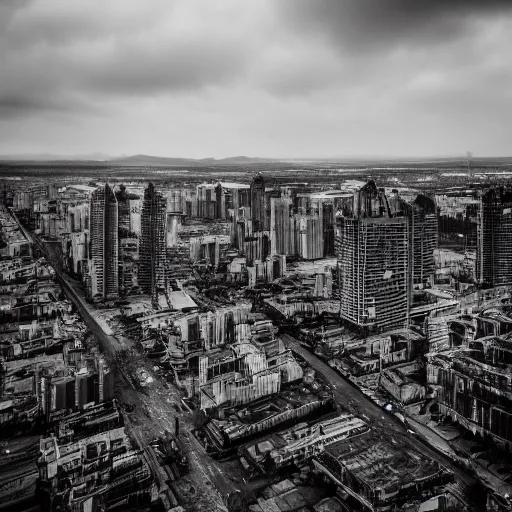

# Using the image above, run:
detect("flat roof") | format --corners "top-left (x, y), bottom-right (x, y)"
top-left (65, 184), bottom-right (97, 192)
top-left (297, 190), bottom-right (353, 200)
top-left (169, 290), bottom-right (197, 310)
top-left (324, 432), bottom-right (441, 489)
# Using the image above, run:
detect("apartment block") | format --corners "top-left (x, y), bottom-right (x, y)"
top-left (476, 186), bottom-right (512, 287)
top-left (336, 181), bottom-right (410, 333)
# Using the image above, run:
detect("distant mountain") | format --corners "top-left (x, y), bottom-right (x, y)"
top-left (3, 152), bottom-right (511, 168)
top-left (108, 154), bottom-right (278, 166)
top-left (108, 154), bottom-right (196, 166)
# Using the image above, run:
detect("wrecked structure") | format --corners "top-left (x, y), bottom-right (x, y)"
top-left (379, 361), bottom-right (426, 406)
top-left (240, 412), bottom-right (368, 474)
top-left (427, 336), bottom-right (512, 451)
top-left (198, 336), bottom-right (303, 411)
top-left (37, 400), bottom-right (153, 511)
top-left (199, 374), bottom-right (335, 455)
top-left (314, 431), bottom-right (450, 511)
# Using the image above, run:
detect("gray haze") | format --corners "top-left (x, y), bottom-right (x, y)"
top-left (0, 0), bottom-right (511, 159)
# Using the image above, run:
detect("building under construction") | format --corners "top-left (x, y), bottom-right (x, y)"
top-left (336, 181), bottom-right (410, 334)
top-left (139, 183), bottom-right (167, 303)
top-left (476, 186), bottom-right (512, 287)
top-left (88, 184), bottom-right (119, 302)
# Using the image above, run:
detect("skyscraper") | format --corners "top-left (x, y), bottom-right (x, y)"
top-left (116, 184), bottom-right (131, 233)
top-left (250, 172), bottom-right (266, 231)
top-left (270, 197), bottom-right (293, 256)
top-left (336, 181), bottom-right (409, 334)
top-left (406, 195), bottom-right (438, 289)
top-left (476, 186), bottom-right (512, 287)
top-left (88, 184), bottom-right (119, 302)
top-left (139, 183), bottom-right (167, 302)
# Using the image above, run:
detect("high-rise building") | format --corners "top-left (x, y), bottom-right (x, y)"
top-left (336, 181), bottom-right (409, 334)
top-left (88, 184), bottom-right (119, 302)
top-left (139, 183), bottom-right (167, 301)
top-left (270, 197), bottom-right (293, 256)
top-left (476, 186), bottom-right (512, 287)
top-left (116, 184), bottom-right (131, 232)
top-left (406, 194), bottom-right (438, 289)
top-left (250, 172), bottom-right (266, 231)
top-left (296, 207), bottom-right (324, 260)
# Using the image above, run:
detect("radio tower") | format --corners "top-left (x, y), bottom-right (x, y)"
top-left (466, 151), bottom-right (473, 181)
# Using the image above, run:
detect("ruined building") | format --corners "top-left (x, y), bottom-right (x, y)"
top-left (240, 413), bottom-right (369, 474)
top-left (88, 184), bottom-right (118, 302)
top-left (314, 429), bottom-right (449, 511)
top-left (139, 183), bottom-right (167, 303)
top-left (336, 181), bottom-right (410, 333)
top-left (476, 186), bottom-right (512, 287)
top-left (199, 336), bottom-right (303, 411)
top-left (37, 401), bottom-right (153, 511)
top-left (427, 336), bottom-right (512, 451)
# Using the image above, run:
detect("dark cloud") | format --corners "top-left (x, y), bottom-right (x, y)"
top-left (0, 0), bottom-right (511, 157)
top-left (0, 1), bottom-right (258, 116)
top-left (0, 0), bottom-right (32, 27)
top-left (279, 0), bottom-right (512, 52)
top-left (79, 39), bottom-right (250, 96)
top-left (0, 94), bottom-right (47, 118)
top-left (3, 1), bottom-right (172, 49)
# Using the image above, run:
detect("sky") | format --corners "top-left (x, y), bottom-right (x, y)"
top-left (0, 0), bottom-right (511, 159)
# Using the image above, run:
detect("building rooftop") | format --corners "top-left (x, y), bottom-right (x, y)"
top-left (64, 184), bottom-right (98, 193)
top-left (168, 290), bottom-right (198, 310)
top-left (323, 431), bottom-right (442, 491)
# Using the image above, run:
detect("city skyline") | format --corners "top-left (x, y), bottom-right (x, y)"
top-left (1, 0), bottom-right (511, 159)
top-left (2, 2), bottom-right (512, 510)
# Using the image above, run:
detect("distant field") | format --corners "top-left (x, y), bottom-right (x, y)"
top-left (1, 156), bottom-right (512, 191)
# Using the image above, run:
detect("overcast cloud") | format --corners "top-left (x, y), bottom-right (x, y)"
top-left (0, 0), bottom-right (511, 158)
